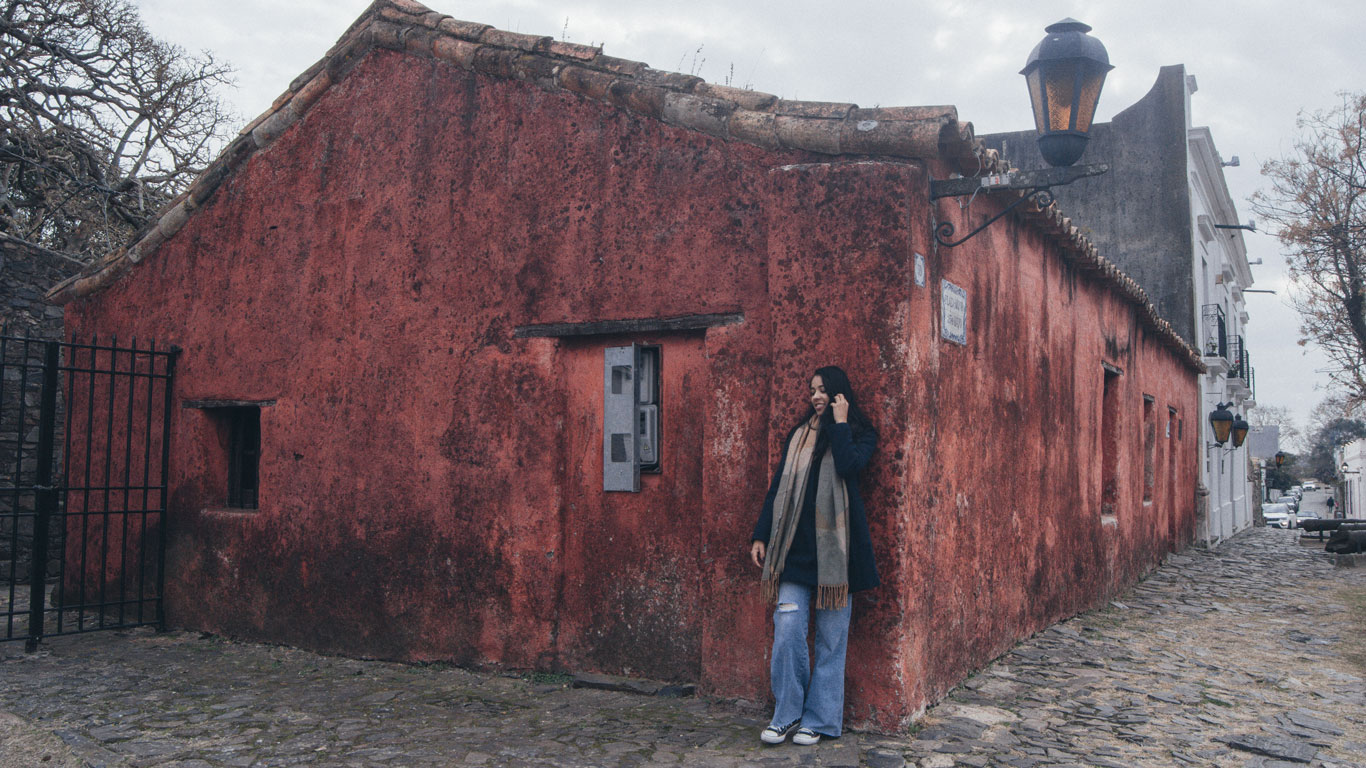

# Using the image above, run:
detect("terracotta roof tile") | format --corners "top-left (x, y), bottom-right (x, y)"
top-left (558, 65), bottom-right (615, 101)
top-left (775, 115), bottom-right (843, 154)
top-left (662, 92), bottom-right (735, 138)
top-left (403, 26), bottom-right (441, 56)
top-left (369, 19), bottom-right (403, 48)
top-left (841, 111), bottom-right (951, 157)
top-left (325, 27), bottom-right (375, 81)
top-left (250, 103), bottom-right (300, 147)
top-left (471, 45), bottom-right (521, 80)
top-left (694, 82), bottom-right (777, 112)
top-left (548, 40), bottom-right (602, 61)
top-left (776, 100), bottom-right (856, 120)
top-left (607, 80), bottom-right (667, 120)
top-left (289, 70), bottom-right (334, 114)
top-left (432, 35), bottom-right (479, 69)
top-left (126, 227), bottom-right (164, 264)
top-left (385, 0), bottom-right (430, 14)
top-left (509, 53), bottom-right (561, 87)
top-left (288, 60), bottom-right (330, 96)
top-left (436, 17), bottom-right (489, 41)
top-left (591, 54), bottom-right (647, 79)
top-left (638, 68), bottom-right (704, 93)
top-left (726, 110), bottom-right (779, 150)
top-left (478, 28), bottom-right (552, 53)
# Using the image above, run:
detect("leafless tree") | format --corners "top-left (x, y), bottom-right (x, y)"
top-left (0, 0), bottom-right (234, 263)
top-left (1252, 92), bottom-right (1366, 406)
top-left (1247, 403), bottom-right (1303, 453)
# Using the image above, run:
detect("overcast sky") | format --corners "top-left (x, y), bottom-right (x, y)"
top-left (137, 0), bottom-right (1366, 439)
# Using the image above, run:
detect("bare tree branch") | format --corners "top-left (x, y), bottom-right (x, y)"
top-left (1253, 92), bottom-right (1366, 407)
top-left (0, 0), bottom-right (235, 263)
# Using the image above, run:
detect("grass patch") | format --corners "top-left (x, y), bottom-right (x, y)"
top-left (1339, 586), bottom-right (1366, 674)
top-left (1202, 694), bottom-right (1233, 708)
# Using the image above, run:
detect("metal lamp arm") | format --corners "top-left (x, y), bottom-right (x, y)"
top-left (934, 188), bottom-right (1055, 248)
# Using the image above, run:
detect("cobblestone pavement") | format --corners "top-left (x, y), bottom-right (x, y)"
top-left (2, 526), bottom-right (1363, 767)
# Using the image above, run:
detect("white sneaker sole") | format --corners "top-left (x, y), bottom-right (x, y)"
top-left (760, 731), bottom-right (787, 745)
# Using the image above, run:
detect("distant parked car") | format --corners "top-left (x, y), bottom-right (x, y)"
top-left (1263, 503), bottom-right (1293, 529)
top-left (1279, 494), bottom-right (1299, 512)
top-left (1303, 481), bottom-right (1318, 491)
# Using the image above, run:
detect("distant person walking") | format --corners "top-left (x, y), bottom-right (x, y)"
top-left (1327, 495), bottom-right (1337, 518)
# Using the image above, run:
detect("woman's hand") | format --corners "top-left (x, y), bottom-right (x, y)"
top-left (750, 540), bottom-right (766, 568)
top-left (831, 393), bottom-right (849, 423)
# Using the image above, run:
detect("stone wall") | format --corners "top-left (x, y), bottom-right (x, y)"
top-left (1, 237), bottom-right (79, 584)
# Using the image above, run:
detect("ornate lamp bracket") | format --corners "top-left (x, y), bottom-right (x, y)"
top-left (929, 164), bottom-right (1108, 248)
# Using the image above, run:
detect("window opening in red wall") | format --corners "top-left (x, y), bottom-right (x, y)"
top-left (226, 407), bottom-right (260, 509)
top-left (186, 400), bottom-right (268, 510)
top-left (1142, 395), bottom-right (1156, 503)
top-left (204, 406), bottom-right (260, 510)
top-left (1100, 365), bottom-right (1121, 519)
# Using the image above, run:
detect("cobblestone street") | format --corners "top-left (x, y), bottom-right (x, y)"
top-left (2, 526), bottom-right (1364, 767)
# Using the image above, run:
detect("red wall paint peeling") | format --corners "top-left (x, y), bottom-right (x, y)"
top-left (64, 49), bottom-right (1198, 730)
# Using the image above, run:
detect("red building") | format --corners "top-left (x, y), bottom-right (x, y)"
top-left (50, 0), bottom-right (1201, 730)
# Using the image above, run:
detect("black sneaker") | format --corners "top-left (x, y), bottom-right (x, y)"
top-left (760, 720), bottom-right (799, 745)
top-left (792, 727), bottom-right (821, 746)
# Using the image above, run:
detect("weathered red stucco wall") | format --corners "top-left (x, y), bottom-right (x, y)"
top-left (65, 47), bottom-right (1198, 730)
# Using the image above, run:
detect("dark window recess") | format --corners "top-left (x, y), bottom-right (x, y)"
top-left (1099, 367), bottom-right (1120, 518)
top-left (1142, 396), bottom-right (1156, 503)
top-left (224, 407), bottom-right (261, 509)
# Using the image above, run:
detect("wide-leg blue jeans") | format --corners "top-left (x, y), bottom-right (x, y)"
top-left (768, 581), bottom-right (853, 737)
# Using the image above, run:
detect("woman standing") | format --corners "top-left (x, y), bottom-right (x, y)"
top-left (750, 365), bottom-right (879, 746)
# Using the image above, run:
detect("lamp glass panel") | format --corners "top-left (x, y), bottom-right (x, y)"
top-left (1210, 418), bottom-right (1233, 444)
top-left (1075, 69), bottom-right (1105, 132)
top-left (1232, 426), bottom-right (1249, 448)
top-left (1027, 69), bottom-right (1047, 134)
top-left (1043, 60), bottom-right (1079, 132)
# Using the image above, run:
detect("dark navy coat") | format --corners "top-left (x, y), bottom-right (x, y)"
top-left (751, 420), bottom-right (880, 593)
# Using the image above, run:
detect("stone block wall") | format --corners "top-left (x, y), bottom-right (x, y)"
top-left (1, 239), bottom-right (79, 584)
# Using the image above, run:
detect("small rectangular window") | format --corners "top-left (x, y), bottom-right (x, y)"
top-left (225, 407), bottom-right (261, 509)
top-left (1143, 396), bottom-right (1156, 503)
top-left (1100, 366), bottom-right (1120, 519)
top-left (186, 400), bottom-right (268, 510)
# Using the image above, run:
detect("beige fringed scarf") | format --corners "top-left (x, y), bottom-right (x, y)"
top-left (760, 421), bottom-right (851, 609)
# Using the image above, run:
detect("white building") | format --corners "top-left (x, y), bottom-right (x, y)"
top-left (1340, 439), bottom-right (1366, 519)
top-left (1190, 111), bottom-right (1257, 546)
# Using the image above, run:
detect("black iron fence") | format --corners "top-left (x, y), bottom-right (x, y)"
top-left (2, 329), bottom-right (177, 649)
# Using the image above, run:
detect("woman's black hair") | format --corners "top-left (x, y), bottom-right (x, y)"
top-left (798, 365), bottom-right (872, 452)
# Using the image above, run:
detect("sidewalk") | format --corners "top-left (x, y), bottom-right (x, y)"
top-left (2, 527), bottom-right (1364, 767)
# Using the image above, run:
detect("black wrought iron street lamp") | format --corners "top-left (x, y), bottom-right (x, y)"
top-left (1021, 19), bottom-right (1114, 167)
top-left (1275, 451), bottom-right (1287, 468)
top-left (1231, 413), bottom-right (1250, 449)
top-left (930, 19), bottom-right (1112, 248)
top-left (1208, 402), bottom-right (1235, 446)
